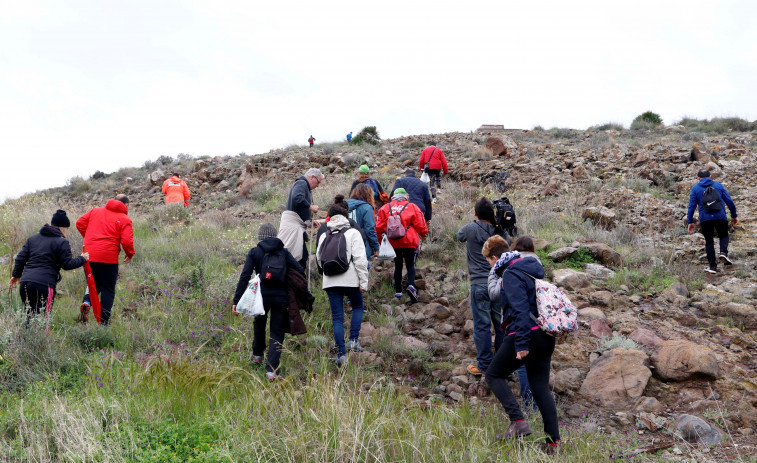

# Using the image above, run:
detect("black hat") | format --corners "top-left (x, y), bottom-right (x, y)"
top-left (51, 210), bottom-right (70, 228)
top-left (258, 222), bottom-right (278, 241)
top-left (697, 170), bottom-right (711, 178)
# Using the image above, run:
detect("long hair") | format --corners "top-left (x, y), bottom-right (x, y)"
top-left (349, 183), bottom-right (375, 208)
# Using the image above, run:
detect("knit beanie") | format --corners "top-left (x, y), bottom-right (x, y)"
top-left (258, 222), bottom-right (278, 241)
top-left (358, 165), bottom-right (370, 174)
top-left (393, 188), bottom-right (407, 195)
top-left (51, 210), bottom-right (70, 228)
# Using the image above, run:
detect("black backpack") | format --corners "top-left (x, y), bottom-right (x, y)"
top-left (702, 186), bottom-right (723, 214)
top-left (319, 227), bottom-right (352, 276)
top-left (260, 250), bottom-right (287, 285)
top-left (493, 197), bottom-right (518, 237)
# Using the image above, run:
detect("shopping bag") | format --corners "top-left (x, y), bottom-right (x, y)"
top-left (420, 171), bottom-right (430, 183)
top-left (237, 274), bottom-right (265, 316)
top-left (377, 234), bottom-right (396, 260)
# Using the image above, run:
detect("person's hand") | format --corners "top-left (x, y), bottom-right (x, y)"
top-left (310, 205), bottom-right (319, 213)
top-left (373, 251), bottom-right (379, 258)
top-left (360, 287), bottom-right (366, 293)
top-left (81, 252), bottom-right (90, 261)
top-left (123, 255), bottom-right (132, 264)
top-left (8, 277), bottom-right (19, 289)
top-left (687, 223), bottom-right (695, 234)
top-left (732, 217), bottom-right (739, 226)
top-left (516, 350), bottom-right (529, 360)
top-left (312, 220), bottom-right (321, 228)
top-left (232, 305), bottom-right (239, 316)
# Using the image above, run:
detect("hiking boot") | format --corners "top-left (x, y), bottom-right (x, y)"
top-left (252, 355), bottom-right (264, 364)
top-left (704, 267), bottom-right (718, 274)
top-left (406, 285), bottom-right (418, 304)
top-left (347, 340), bottom-right (364, 352)
top-left (719, 253), bottom-right (733, 265)
top-left (467, 364), bottom-right (483, 376)
top-left (538, 443), bottom-right (560, 455)
top-left (504, 420), bottom-right (532, 438)
top-left (77, 303), bottom-right (90, 323)
top-left (335, 355), bottom-right (347, 367)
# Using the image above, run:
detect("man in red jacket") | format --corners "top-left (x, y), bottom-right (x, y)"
top-left (162, 172), bottom-right (190, 207)
top-left (418, 142), bottom-right (449, 198)
top-left (77, 194), bottom-right (135, 325)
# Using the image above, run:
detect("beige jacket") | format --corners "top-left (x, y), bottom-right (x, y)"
top-left (316, 215), bottom-right (369, 291)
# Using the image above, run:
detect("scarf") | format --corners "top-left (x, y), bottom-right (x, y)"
top-left (493, 251), bottom-right (521, 274)
top-left (391, 194), bottom-right (409, 202)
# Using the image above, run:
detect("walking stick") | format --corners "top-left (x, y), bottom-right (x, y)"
top-left (307, 223), bottom-right (314, 292)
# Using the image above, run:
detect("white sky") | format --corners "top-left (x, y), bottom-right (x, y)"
top-left (1, 0), bottom-right (756, 202)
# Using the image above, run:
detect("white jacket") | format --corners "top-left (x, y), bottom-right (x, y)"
top-left (316, 215), bottom-right (369, 291)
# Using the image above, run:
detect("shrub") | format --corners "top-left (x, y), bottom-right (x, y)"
top-left (560, 248), bottom-right (598, 270)
top-left (351, 126), bottom-right (380, 145)
top-left (67, 176), bottom-right (92, 194)
top-left (591, 122), bottom-right (624, 131)
top-left (90, 170), bottom-right (108, 180)
top-left (157, 155), bottom-right (173, 165)
top-left (401, 141), bottom-right (425, 149)
top-left (321, 144), bottom-right (336, 155)
top-left (70, 325), bottom-right (117, 351)
top-left (596, 334), bottom-right (640, 353)
top-left (682, 131), bottom-right (705, 142)
top-left (548, 127), bottom-right (581, 139)
top-left (631, 111), bottom-right (663, 129)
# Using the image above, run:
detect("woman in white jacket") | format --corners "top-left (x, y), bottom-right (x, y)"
top-left (316, 195), bottom-right (370, 366)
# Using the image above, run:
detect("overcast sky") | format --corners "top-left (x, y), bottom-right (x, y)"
top-left (1, 0), bottom-right (755, 202)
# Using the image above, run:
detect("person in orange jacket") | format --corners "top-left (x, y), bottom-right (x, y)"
top-left (418, 142), bottom-right (449, 196)
top-left (375, 188), bottom-right (428, 303)
top-left (77, 194), bottom-right (135, 325)
top-left (162, 172), bottom-right (190, 207)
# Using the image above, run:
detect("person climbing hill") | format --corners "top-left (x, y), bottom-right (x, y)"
top-left (162, 172), bottom-right (190, 207)
top-left (418, 142), bottom-right (448, 196)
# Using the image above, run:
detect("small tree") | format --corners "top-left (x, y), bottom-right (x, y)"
top-left (351, 126), bottom-right (380, 145)
top-left (631, 111), bottom-right (663, 130)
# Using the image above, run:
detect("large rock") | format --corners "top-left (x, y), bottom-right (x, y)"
top-left (551, 367), bottom-right (583, 394)
top-left (584, 263), bottom-right (616, 281)
top-left (148, 169), bottom-right (165, 186)
top-left (582, 206), bottom-right (617, 227)
top-left (675, 415), bottom-right (722, 445)
top-left (710, 302), bottom-right (757, 330)
top-left (578, 307), bottom-right (606, 322)
top-left (553, 268), bottom-right (591, 291)
top-left (581, 243), bottom-right (623, 267)
top-left (548, 247), bottom-right (578, 262)
top-left (630, 328), bottom-right (664, 348)
top-left (579, 348), bottom-right (652, 408)
top-left (589, 320), bottom-right (612, 339)
top-left (652, 340), bottom-right (720, 381)
top-left (485, 136), bottom-right (509, 157)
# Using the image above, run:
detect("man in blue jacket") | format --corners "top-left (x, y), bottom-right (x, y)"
top-left (687, 170), bottom-right (738, 273)
top-left (391, 169), bottom-right (433, 222)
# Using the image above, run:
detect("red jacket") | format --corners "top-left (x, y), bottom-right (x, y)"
top-left (375, 200), bottom-right (428, 250)
top-left (419, 146), bottom-right (448, 173)
top-left (76, 199), bottom-right (135, 264)
top-left (162, 176), bottom-right (190, 206)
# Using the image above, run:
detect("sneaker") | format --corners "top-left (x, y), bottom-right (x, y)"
top-left (704, 267), bottom-right (718, 274)
top-left (504, 419), bottom-right (532, 438)
top-left (538, 443), bottom-right (560, 455)
top-left (335, 355), bottom-right (347, 367)
top-left (265, 371), bottom-right (280, 382)
top-left (719, 254), bottom-right (733, 265)
top-left (467, 364), bottom-right (483, 376)
top-left (347, 340), bottom-right (364, 352)
top-left (252, 355), bottom-right (264, 364)
top-left (406, 285), bottom-right (418, 304)
top-left (394, 292), bottom-right (403, 300)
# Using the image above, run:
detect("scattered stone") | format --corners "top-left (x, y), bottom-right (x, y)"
top-left (652, 340), bottom-right (720, 381)
top-left (582, 206), bottom-right (617, 227)
top-left (675, 414), bottom-right (722, 445)
top-left (630, 328), bottom-right (664, 348)
top-left (589, 319), bottom-right (612, 339)
top-left (548, 247), bottom-right (578, 262)
top-left (578, 307), bottom-right (606, 322)
top-left (584, 263), bottom-right (616, 281)
top-left (553, 268), bottom-right (591, 291)
top-left (579, 348), bottom-right (652, 408)
top-left (580, 242), bottom-right (623, 267)
top-left (635, 396), bottom-right (664, 413)
top-left (551, 367), bottom-right (583, 394)
top-left (397, 336), bottom-right (428, 350)
top-left (589, 290), bottom-right (613, 307)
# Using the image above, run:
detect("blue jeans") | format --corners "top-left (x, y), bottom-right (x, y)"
top-left (470, 284), bottom-right (504, 372)
top-left (517, 365), bottom-right (537, 411)
top-left (326, 287), bottom-right (365, 356)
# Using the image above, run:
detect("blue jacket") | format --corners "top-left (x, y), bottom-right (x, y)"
top-left (391, 173), bottom-right (433, 221)
top-left (347, 199), bottom-right (380, 259)
top-left (498, 257), bottom-right (545, 352)
top-left (687, 178), bottom-right (737, 224)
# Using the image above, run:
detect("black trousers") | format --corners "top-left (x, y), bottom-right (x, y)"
top-left (19, 281), bottom-right (55, 323)
top-left (427, 168), bottom-right (442, 189)
top-left (393, 248), bottom-right (417, 293)
top-left (700, 219), bottom-right (729, 268)
top-left (253, 304), bottom-right (289, 374)
top-left (486, 330), bottom-right (560, 444)
top-left (82, 262), bottom-right (119, 325)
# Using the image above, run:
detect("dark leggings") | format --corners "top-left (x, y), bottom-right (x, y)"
top-left (486, 330), bottom-right (560, 444)
top-left (82, 262), bottom-right (119, 325)
top-left (700, 219), bottom-right (729, 268)
top-left (19, 281), bottom-right (55, 324)
top-left (393, 248), bottom-right (417, 293)
top-left (253, 304), bottom-right (289, 374)
top-left (427, 169), bottom-right (442, 189)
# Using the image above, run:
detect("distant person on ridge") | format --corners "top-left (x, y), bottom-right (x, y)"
top-left (308, 135), bottom-right (316, 148)
top-left (391, 169), bottom-right (432, 222)
top-left (687, 169), bottom-right (738, 274)
top-left (418, 141), bottom-right (448, 197)
top-left (279, 168), bottom-right (324, 269)
top-left (161, 172), bottom-right (190, 207)
top-left (9, 210), bottom-right (89, 325)
top-left (346, 132), bottom-right (353, 144)
top-left (349, 165), bottom-right (387, 209)
top-left (77, 194), bottom-right (135, 325)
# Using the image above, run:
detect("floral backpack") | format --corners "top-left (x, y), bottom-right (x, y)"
top-left (514, 269), bottom-right (578, 336)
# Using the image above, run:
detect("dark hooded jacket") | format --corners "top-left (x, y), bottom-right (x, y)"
top-left (499, 257), bottom-right (546, 352)
top-left (233, 238), bottom-right (304, 308)
top-left (12, 225), bottom-right (86, 288)
top-left (286, 176), bottom-right (313, 222)
top-left (391, 172), bottom-right (433, 221)
top-left (286, 267), bottom-right (315, 335)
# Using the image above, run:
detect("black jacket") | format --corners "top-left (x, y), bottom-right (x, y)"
top-left (499, 257), bottom-right (546, 352)
top-left (12, 225), bottom-right (86, 288)
top-left (286, 176), bottom-right (313, 222)
top-left (391, 173), bottom-right (433, 221)
top-left (233, 238), bottom-right (304, 307)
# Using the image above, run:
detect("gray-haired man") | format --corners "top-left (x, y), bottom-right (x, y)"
top-left (280, 168), bottom-right (324, 268)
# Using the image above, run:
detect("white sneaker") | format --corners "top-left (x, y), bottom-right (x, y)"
top-left (719, 254), bottom-right (733, 265)
top-left (347, 340), bottom-right (364, 352)
top-left (704, 267), bottom-right (718, 274)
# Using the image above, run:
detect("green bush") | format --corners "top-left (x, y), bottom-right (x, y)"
top-left (351, 126), bottom-right (380, 145)
top-left (591, 122), bottom-right (624, 131)
top-left (596, 334), bottom-right (640, 353)
top-left (560, 248), bottom-right (598, 270)
top-left (631, 111), bottom-right (662, 130)
top-left (677, 116), bottom-right (754, 133)
top-left (67, 176), bottom-right (92, 194)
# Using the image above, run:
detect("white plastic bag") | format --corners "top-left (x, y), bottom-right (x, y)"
top-left (237, 274), bottom-right (265, 316)
top-left (377, 234), bottom-right (396, 260)
top-left (420, 171), bottom-right (430, 183)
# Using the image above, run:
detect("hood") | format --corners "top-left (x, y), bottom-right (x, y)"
top-left (327, 215), bottom-right (350, 230)
top-left (520, 251), bottom-right (542, 263)
top-left (472, 221), bottom-right (496, 242)
top-left (347, 199), bottom-right (369, 211)
top-left (508, 256), bottom-right (546, 279)
top-left (39, 224), bottom-right (64, 237)
top-left (699, 177), bottom-right (714, 188)
top-left (169, 175), bottom-right (181, 182)
top-left (257, 237), bottom-right (284, 253)
top-left (105, 199), bottom-right (129, 214)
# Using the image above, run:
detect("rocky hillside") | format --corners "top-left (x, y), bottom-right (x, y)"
top-left (28, 126), bottom-right (757, 459)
